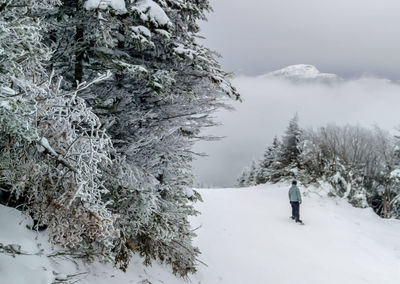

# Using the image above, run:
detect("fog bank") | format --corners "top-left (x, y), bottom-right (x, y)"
top-left (192, 76), bottom-right (400, 187)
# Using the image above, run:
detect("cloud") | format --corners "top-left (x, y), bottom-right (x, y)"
top-left (192, 74), bottom-right (400, 187)
top-left (200, 0), bottom-right (400, 79)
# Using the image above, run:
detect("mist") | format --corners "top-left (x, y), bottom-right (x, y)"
top-left (192, 75), bottom-right (400, 187)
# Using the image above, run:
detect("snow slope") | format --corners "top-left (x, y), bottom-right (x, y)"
top-left (192, 184), bottom-right (400, 283)
top-left (1, 183), bottom-right (400, 283)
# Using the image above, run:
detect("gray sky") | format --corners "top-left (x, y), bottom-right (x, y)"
top-left (200, 0), bottom-right (400, 79)
top-left (192, 0), bottom-right (400, 187)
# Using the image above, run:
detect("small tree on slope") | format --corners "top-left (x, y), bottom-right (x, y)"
top-left (256, 136), bottom-right (281, 184)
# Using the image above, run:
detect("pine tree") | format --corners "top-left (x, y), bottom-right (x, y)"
top-left (41, 0), bottom-right (238, 276)
top-left (265, 114), bottom-right (303, 181)
top-left (246, 160), bottom-right (258, 186)
top-left (256, 137), bottom-right (280, 184)
top-left (280, 114), bottom-right (302, 168)
top-left (237, 168), bottom-right (249, 187)
top-left (0, 0), bottom-right (121, 259)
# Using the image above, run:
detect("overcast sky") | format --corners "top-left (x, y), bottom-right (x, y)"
top-left (199, 0), bottom-right (400, 79)
top-left (192, 0), bottom-right (400, 187)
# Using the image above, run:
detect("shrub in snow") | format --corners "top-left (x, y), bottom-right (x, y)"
top-left (236, 168), bottom-right (250, 187)
top-left (1, 74), bottom-right (121, 256)
top-left (0, 0), bottom-right (118, 261)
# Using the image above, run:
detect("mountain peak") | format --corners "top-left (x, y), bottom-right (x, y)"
top-left (261, 64), bottom-right (340, 82)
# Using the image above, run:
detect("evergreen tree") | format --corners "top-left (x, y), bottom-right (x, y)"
top-left (0, 0), bottom-right (122, 259)
top-left (279, 114), bottom-right (302, 168)
top-left (40, 0), bottom-right (238, 276)
top-left (265, 114), bottom-right (302, 182)
top-left (237, 168), bottom-right (249, 187)
top-left (256, 137), bottom-right (280, 184)
top-left (246, 160), bottom-right (258, 186)
top-left (0, 0), bottom-right (238, 278)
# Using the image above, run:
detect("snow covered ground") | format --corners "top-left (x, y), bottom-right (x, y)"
top-left (1, 183), bottom-right (400, 283)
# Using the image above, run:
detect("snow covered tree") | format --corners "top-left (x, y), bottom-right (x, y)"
top-left (390, 144), bottom-right (400, 218)
top-left (371, 128), bottom-right (400, 218)
top-left (1, 0), bottom-right (55, 209)
top-left (389, 165), bottom-right (400, 218)
top-left (279, 114), bottom-right (302, 167)
top-left (39, 0), bottom-right (238, 276)
top-left (255, 137), bottom-right (280, 184)
top-left (246, 160), bottom-right (258, 186)
top-left (2, 0), bottom-right (238, 276)
top-left (297, 125), bottom-right (400, 213)
top-left (3, 75), bottom-right (121, 256)
top-left (0, 0), bottom-right (123, 257)
top-left (264, 114), bottom-right (303, 182)
top-left (238, 117), bottom-right (303, 187)
top-left (237, 168), bottom-right (249, 187)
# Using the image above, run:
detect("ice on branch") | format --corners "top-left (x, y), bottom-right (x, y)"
top-left (84, 0), bottom-right (128, 13)
top-left (132, 0), bottom-right (172, 27)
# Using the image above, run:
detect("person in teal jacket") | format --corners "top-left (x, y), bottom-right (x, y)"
top-left (289, 180), bottom-right (303, 224)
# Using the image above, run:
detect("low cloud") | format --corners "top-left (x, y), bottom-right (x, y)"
top-left (192, 75), bottom-right (400, 187)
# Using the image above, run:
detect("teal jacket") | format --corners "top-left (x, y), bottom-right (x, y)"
top-left (288, 185), bottom-right (302, 203)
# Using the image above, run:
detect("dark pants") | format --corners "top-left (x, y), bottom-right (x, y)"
top-left (290, 201), bottom-right (300, 221)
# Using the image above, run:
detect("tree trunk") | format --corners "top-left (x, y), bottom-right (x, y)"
top-left (74, 2), bottom-right (83, 84)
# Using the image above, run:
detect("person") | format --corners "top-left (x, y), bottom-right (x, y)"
top-left (288, 180), bottom-right (303, 224)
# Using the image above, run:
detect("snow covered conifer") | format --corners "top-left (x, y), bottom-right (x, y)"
top-left (280, 114), bottom-right (302, 167)
top-left (237, 168), bottom-right (250, 187)
top-left (0, 0), bottom-right (121, 259)
top-left (256, 137), bottom-right (280, 184)
top-left (42, 0), bottom-right (238, 276)
top-left (266, 114), bottom-right (303, 181)
top-left (246, 160), bottom-right (258, 186)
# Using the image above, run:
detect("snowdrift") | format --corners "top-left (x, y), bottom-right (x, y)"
top-left (1, 183), bottom-right (400, 283)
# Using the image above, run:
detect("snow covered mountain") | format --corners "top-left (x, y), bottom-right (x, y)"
top-left (261, 64), bottom-right (341, 83)
top-left (1, 183), bottom-right (400, 284)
